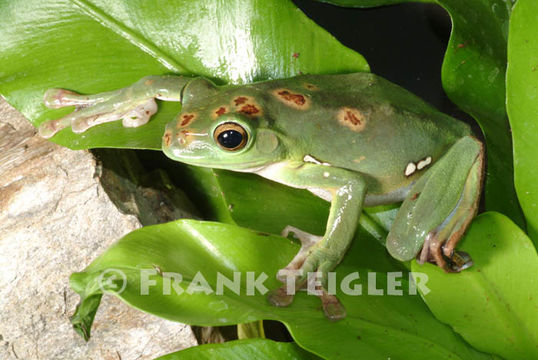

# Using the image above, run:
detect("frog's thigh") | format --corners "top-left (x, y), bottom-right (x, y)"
top-left (386, 136), bottom-right (484, 270)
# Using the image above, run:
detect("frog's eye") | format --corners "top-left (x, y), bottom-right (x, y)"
top-left (214, 122), bottom-right (248, 151)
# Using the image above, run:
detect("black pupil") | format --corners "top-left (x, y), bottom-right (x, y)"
top-left (218, 129), bottom-right (244, 149)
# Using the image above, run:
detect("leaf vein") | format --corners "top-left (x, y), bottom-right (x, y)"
top-left (69, 0), bottom-right (188, 74)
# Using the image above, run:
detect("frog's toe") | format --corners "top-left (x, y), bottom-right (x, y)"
top-left (320, 289), bottom-right (346, 321)
top-left (281, 225), bottom-right (321, 248)
top-left (71, 114), bottom-right (102, 133)
top-left (44, 88), bottom-right (78, 109)
top-left (121, 98), bottom-right (158, 128)
top-left (38, 112), bottom-right (79, 138)
top-left (418, 231), bottom-right (473, 272)
top-left (448, 250), bottom-right (473, 272)
top-left (38, 119), bottom-right (63, 139)
top-left (68, 99), bottom-right (154, 133)
top-left (267, 285), bottom-right (295, 307)
top-left (44, 88), bottom-right (114, 109)
top-left (277, 227), bottom-right (322, 283)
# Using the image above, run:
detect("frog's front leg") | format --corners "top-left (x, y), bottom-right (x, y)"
top-left (39, 75), bottom-right (194, 138)
top-left (260, 162), bottom-right (366, 321)
top-left (387, 136), bottom-right (484, 271)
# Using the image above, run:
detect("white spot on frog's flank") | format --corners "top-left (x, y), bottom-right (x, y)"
top-left (323, 171), bottom-right (330, 178)
top-left (417, 156), bottom-right (432, 170)
top-left (303, 155), bottom-right (331, 166)
top-left (303, 155), bottom-right (320, 164)
top-left (404, 162), bottom-right (417, 177)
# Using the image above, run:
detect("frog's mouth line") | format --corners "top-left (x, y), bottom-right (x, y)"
top-left (163, 148), bottom-right (271, 172)
top-left (188, 161), bottom-right (269, 173)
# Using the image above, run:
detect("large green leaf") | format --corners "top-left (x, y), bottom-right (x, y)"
top-left (155, 338), bottom-right (321, 360)
top-left (506, 0), bottom-right (538, 241)
top-left (200, 168), bottom-right (403, 272)
top-left (70, 220), bottom-right (494, 360)
top-left (316, 0), bottom-right (524, 227)
top-left (0, 0), bottom-right (368, 150)
top-left (411, 212), bottom-right (538, 360)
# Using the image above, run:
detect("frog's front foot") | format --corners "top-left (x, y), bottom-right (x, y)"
top-left (39, 75), bottom-right (189, 139)
top-left (39, 86), bottom-right (157, 138)
top-left (268, 226), bottom-right (346, 321)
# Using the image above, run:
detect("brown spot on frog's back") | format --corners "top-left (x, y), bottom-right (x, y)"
top-left (239, 104), bottom-right (260, 115)
top-left (230, 96), bottom-right (263, 117)
top-left (337, 107), bottom-right (366, 132)
top-left (212, 106), bottom-right (229, 119)
top-left (272, 88), bottom-right (310, 110)
top-left (234, 96), bottom-right (248, 106)
top-left (177, 113), bottom-right (196, 128)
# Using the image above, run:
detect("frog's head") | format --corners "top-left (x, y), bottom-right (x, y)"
top-left (162, 108), bottom-right (285, 171)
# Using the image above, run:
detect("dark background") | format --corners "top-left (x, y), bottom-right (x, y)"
top-left (293, 0), bottom-right (475, 127)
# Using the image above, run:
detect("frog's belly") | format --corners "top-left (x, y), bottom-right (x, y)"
top-left (308, 183), bottom-right (411, 206)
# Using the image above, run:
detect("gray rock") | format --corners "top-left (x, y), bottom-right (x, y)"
top-left (0, 100), bottom-right (197, 360)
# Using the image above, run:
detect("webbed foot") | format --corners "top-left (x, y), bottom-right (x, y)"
top-left (418, 232), bottom-right (473, 272)
top-left (39, 86), bottom-right (157, 138)
top-left (268, 226), bottom-right (346, 321)
top-left (39, 75), bottom-right (189, 138)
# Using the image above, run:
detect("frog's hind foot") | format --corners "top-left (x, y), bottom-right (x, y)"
top-left (418, 232), bottom-right (473, 272)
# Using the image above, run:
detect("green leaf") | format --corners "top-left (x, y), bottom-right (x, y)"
top-left (506, 0), bottom-right (538, 242)
top-left (155, 338), bottom-right (321, 360)
top-left (0, 0), bottom-right (368, 150)
top-left (313, 0), bottom-right (524, 228)
top-left (70, 220), bottom-right (494, 359)
top-left (411, 212), bottom-right (538, 360)
top-left (166, 161), bottom-right (402, 272)
top-left (208, 169), bottom-right (403, 272)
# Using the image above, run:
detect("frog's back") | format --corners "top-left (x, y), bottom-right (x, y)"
top-left (253, 73), bottom-right (471, 195)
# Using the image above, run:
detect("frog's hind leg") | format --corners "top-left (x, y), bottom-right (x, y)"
top-left (420, 145), bottom-right (484, 271)
top-left (39, 75), bottom-right (193, 138)
top-left (386, 135), bottom-right (484, 272)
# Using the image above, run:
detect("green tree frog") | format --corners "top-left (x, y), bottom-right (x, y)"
top-left (39, 73), bottom-right (483, 320)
